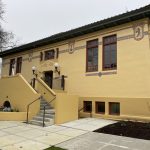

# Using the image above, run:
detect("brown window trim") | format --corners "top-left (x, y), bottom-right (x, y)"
top-left (109, 102), bottom-right (120, 115)
top-left (9, 59), bottom-right (15, 76)
top-left (95, 101), bottom-right (105, 114)
top-left (86, 39), bottom-right (98, 72)
top-left (56, 48), bottom-right (59, 59)
top-left (16, 57), bottom-right (22, 74)
top-left (40, 52), bottom-right (43, 61)
top-left (102, 34), bottom-right (117, 71)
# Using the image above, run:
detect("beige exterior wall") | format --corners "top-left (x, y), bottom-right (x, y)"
top-left (0, 112), bottom-right (28, 121)
top-left (36, 77), bottom-right (56, 107)
top-left (79, 97), bottom-right (150, 121)
top-left (0, 74), bottom-right (40, 119)
top-left (1, 18), bottom-right (150, 121)
top-left (55, 93), bottom-right (78, 124)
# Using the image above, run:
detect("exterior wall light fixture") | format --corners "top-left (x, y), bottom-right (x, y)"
top-left (54, 63), bottom-right (60, 75)
top-left (32, 66), bottom-right (38, 78)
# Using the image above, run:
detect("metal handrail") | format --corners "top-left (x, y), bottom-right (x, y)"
top-left (42, 96), bottom-right (56, 127)
top-left (78, 105), bottom-right (92, 118)
top-left (26, 96), bottom-right (41, 124)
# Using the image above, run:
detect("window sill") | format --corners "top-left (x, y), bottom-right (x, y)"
top-left (85, 72), bottom-right (99, 76)
top-left (95, 112), bottom-right (105, 115)
top-left (83, 111), bottom-right (92, 113)
top-left (109, 113), bottom-right (120, 116)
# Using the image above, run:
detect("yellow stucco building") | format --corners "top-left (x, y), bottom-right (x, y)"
top-left (0, 5), bottom-right (150, 125)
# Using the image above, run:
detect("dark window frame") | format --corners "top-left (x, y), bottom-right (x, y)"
top-left (109, 102), bottom-right (120, 115)
top-left (95, 102), bottom-right (105, 114)
top-left (9, 59), bottom-right (15, 76)
top-left (103, 34), bottom-right (117, 71)
top-left (83, 101), bottom-right (92, 113)
top-left (56, 48), bottom-right (59, 59)
top-left (44, 49), bottom-right (55, 60)
top-left (16, 57), bottom-right (22, 73)
top-left (40, 52), bottom-right (43, 61)
top-left (86, 39), bottom-right (98, 72)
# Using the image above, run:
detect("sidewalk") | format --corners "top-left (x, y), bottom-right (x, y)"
top-left (0, 118), bottom-right (149, 150)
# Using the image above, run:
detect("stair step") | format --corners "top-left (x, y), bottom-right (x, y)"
top-left (40, 109), bottom-right (55, 114)
top-left (40, 105), bottom-right (52, 109)
top-left (29, 120), bottom-right (54, 127)
top-left (40, 101), bottom-right (49, 105)
top-left (29, 98), bottom-right (55, 127)
top-left (33, 116), bottom-right (52, 122)
top-left (37, 113), bottom-right (54, 118)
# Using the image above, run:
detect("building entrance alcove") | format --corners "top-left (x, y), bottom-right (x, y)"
top-left (44, 71), bottom-right (53, 88)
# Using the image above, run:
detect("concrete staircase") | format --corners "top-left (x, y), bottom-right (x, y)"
top-left (29, 98), bottom-right (55, 127)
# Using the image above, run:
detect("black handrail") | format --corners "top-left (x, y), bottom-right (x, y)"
top-left (26, 96), bottom-right (41, 124)
top-left (78, 105), bottom-right (92, 118)
top-left (42, 96), bottom-right (56, 127)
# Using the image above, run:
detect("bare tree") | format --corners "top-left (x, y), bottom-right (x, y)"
top-left (0, 0), bottom-right (16, 52)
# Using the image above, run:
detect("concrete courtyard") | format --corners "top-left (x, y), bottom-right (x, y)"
top-left (0, 118), bottom-right (149, 150)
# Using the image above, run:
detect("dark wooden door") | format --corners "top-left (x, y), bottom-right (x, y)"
top-left (44, 71), bottom-right (53, 88)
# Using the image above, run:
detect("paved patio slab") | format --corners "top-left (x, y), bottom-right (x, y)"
top-left (0, 118), bottom-right (149, 150)
top-left (61, 118), bottom-right (116, 131)
top-left (57, 132), bottom-right (150, 150)
top-left (2, 140), bottom-right (49, 150)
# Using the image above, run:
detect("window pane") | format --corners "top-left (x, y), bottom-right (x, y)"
top-left (84, 101), bottom-right (92, 112)
top-left (9, 59), bottom-right (15, 76)
top-left (87, 40), bottom-right (98, 48)
top-left (103, 35), bottom-right (117, 70)
top-left (109, 102), bottom-right (120, 115)
top-left (86, 39), bottom-right (98, 72)
top-left (16, 57), bottom-right (22, 73)
top-left (96, 102), bottom-right (105, 114)
top-left (45, 50), bottom-right (55, 60)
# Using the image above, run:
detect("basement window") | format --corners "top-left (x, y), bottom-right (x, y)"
top-left (95, 102), bottom-right (105, 114)
top-left (83, 101), bottom-right (92, 112)
top-left (109, 102), bottom-right (120, 115)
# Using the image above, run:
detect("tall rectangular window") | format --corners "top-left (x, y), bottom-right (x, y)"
top-left (56, 48), bottom-right (59, 59)
top-left (9, 59), bottom-right (15, 76)
top-left (16, 57), bottom-right (22, 73)
top-left (40, 52), bottom-right (43, 61)
top-left (86, 39), bottom-right (98, 72)
top-left (103, 35), bottom-right (117, 70)
top-left (45, 49), bottom-right (55, 60)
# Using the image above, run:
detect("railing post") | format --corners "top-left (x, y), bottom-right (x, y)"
top-left (43, 106), bottom-right (46, 127)
top-left (26, 96), bottom-right (41, 124)
top-left (26, 105), bottom-right (29, 124)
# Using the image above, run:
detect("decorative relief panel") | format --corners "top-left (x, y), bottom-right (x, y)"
top-left (68, 40), bottom-right (75, 54)
top-left (28, 52), bottom-right (33, 62)
top-left (133, 23), bottom-right (144, 41)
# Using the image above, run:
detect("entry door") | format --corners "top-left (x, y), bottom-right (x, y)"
top-left (44, 71), bottom-right (53, 88)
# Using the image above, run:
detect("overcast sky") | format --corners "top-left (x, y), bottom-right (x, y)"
top-left (0, 0), bottom-right (150, 68)
top-left (2, 0), bottom-right (150, 45)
